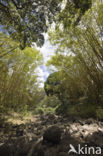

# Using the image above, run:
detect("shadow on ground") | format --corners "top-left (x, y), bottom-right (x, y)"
top-left (0, 113), bottom-right (103, 156)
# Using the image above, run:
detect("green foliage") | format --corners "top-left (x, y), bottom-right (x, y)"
top-left (44, 71), bottom-right (63, 97)
top-left (46, 0), bottom-right (103, 117)
top-left (0, 0), bottom-right (61, 49)
top-left (36, 107), bottom-right (44, 115)
top-left (0, 33), bottom-right (43, 113)
top-left (41, 95), bottom-right (61, 108)
top-left (55, 0), bottom-right (92, 33)
top-left (45, 55), bottom-right (86, 101)
top-left (96, 107), bottom-right (103, 120)
top-left (35, 95), bottom-right (61, 114)
top-left (66, 103), bottom-right (96, 118)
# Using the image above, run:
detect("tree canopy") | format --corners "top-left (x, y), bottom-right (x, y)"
top-left (0, 0), bottom-right (92, 50)
top-left (0, 0), bottom-right (61, 49)
top-left (1, 0), bottom-right (103, 119)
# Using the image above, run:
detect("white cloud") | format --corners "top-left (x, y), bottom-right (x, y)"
top-left (35, 67), bottom-right (45, 88)
top-left (34, 33), bottom-right (57, 87)
top-left (35, 66), bottom-right (50, 88)
top-left (36, 33), bottom-right (56, 63)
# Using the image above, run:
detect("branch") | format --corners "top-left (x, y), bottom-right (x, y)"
top-left (0, 46), bottom-right (18, 58)
top-left (11, 0), bottom-right (22, 9)
top-left (0, 2), bottom-right (9, 11)
top-left (11, 0), bottom-right (33, 9)
top-left (0, 2), bottom-right (12, 19)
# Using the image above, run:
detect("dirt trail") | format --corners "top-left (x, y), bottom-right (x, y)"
top-left (0, 113), bottom-right (103, 156)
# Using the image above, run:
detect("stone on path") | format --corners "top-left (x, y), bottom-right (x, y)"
top-left (43, 126), bottom-right (62, 144)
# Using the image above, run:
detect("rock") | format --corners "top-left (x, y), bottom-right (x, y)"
top-left (0, 123), bottom-right (4, 128)
top-left (98, 118), bottom-right (103, 122)
top-left (0, 144), bottom-right (11, 156)
top-left (31, 145), bottom-right (44, 156)
top-left (78, 120), bottom-right (84, 126)
top-left (85, 131), bottom-right (103, 147)
top-left (17, 144), bottom-right (30, 156)
top-left (43, 126), bottom-right (62, 144)
top-left (12, 125), bottom-right (19, 129)
top-left (85, 118), bottom-right (93, 125)
top-left (14, 136), bottom-right (29, 147)
top-left (53, 119), bottom-right (58, 124)
top-left (48, 114), bottom-right (56, 120)
top-left (16, 128), bottom-right (23, 136)
top-left (92, 131), bottom-right (103, 146)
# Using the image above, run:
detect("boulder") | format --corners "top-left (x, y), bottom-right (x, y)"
top-left (43, 126), bottom-right (62, 144)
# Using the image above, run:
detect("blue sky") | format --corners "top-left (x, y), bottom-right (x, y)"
top-left (35, 33), bottom-right (56, 87)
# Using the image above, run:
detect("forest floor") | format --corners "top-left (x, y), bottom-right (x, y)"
top-left (0, 113), bottom-right (103, 156)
